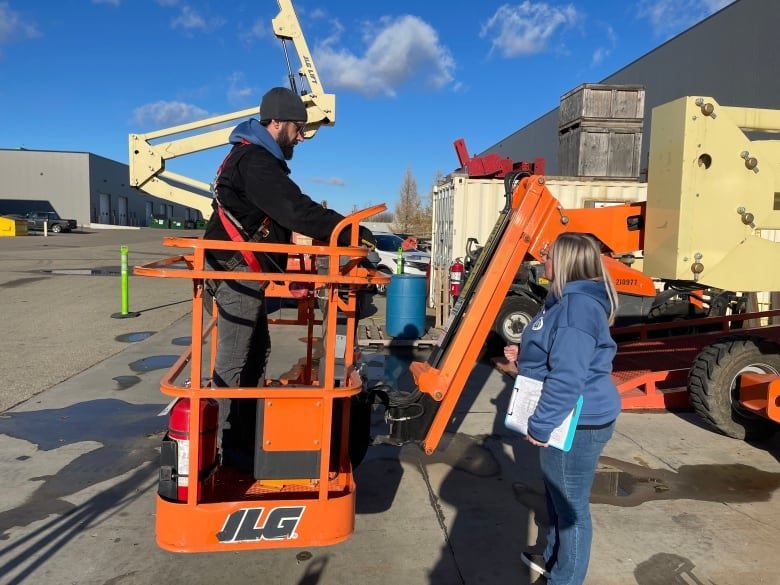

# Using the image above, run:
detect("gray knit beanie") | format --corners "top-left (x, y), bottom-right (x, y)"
top-left (259, 87), bottom-right (307, 122)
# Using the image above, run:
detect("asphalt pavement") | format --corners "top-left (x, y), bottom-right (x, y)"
top-left (1, 227), bottom-right (779, 585)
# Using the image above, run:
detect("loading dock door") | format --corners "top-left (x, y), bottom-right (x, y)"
top-left (118, 196), bottom-right (128, 226)
top-left (99, 193), bottom-right (110, 224)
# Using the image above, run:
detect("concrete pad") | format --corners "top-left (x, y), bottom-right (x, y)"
top-left (1, 228), bottom-right (780, 584)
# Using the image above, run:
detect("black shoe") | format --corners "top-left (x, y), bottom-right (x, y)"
top-left (521, 551), bottom-right (551, 579)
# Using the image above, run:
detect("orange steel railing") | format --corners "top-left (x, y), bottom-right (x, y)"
top-left (134, 206), bottom-right (390, 552)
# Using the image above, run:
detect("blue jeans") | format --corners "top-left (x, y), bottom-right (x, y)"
top-left (207, 263), bottom-right (270, 454)
top-left (540, 422), bottom-right (615, 585)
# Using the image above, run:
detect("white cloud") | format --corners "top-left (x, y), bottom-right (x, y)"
top-left (132, 100), bottom-right (209, 128)
top-left (295, 6), bottom-right (327, 22)
top-left (226, 72), bottom-right (256, 107)
top-left (638, 0), bottom-right (735, 36)
top-left (155, 0), bottom-right (179, 5)
top-left (240, 18), bottom-right (267, 44)
top-left (591, 24), bottom-right (616, 66)
top-left (315, 15), bottom-right (455, 97)
top-left (311, 177), bottom-right (346, 186)
top-left (171, 6), bottom-right (204, 30)
top-left (0, 2), bottom-right (40, 44)
top-left (170, 5), bottom-right (225, 32)
top-left (480, 1), bottom-right (579, 58)
top-left (92, 0), bottom-right (120, 6)
top-left (591, 47), bottom-right (608, 65)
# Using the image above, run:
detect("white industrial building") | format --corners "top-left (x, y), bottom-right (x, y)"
top-left (0, 148), bottom-right (202, 228)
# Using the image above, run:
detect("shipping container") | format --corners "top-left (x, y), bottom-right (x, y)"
top-left (431, 175), bottom-right (647, 270)
top-left (430, 174), bottom-right (647, 315)
top-left (558, 84), bottom-right (645, 129)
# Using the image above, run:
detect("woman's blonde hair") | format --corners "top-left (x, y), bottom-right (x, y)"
top-left (548, 232), bottom-right (619, 324)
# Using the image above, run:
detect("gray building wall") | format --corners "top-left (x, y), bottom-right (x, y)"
top-left (483, 0), bottom-right (780, 176)
top-left (0, 149), bottom-right (202, 227)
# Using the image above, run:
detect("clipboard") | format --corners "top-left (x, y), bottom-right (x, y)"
top-left (505, 374), bottom-right (583, 452)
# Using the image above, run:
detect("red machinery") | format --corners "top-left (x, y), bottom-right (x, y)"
top-left (453, 137), bottom-right (544, 179)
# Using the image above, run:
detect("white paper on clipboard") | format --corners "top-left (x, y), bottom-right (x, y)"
top-left (505, 374), bottom-right (582, 452)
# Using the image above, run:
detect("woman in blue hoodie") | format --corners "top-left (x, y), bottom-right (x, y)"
top-left (504, 232), bottom-right (620, 585)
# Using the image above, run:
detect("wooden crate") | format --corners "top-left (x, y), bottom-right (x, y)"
top-left (559, 84), bottom-right (645, 129)
top-left (558, 121), bottom-right (643, 179)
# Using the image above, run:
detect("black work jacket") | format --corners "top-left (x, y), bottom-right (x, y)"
top-left (204, 143), bottom-right (345, 272)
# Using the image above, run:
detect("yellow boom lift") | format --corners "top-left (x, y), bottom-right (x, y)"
top-left (128, 0), bottom-right (335, 219)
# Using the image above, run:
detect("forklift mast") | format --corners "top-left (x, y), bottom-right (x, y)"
top-left (387, 173), bottom-right (652, 452)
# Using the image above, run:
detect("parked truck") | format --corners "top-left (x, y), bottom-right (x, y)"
top-left (25, 211), bottom-right (77, 233)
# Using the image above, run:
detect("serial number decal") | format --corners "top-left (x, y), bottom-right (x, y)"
top-left (615, 278), bottom-right (639, 286)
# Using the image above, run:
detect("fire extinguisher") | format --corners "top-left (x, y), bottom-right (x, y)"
top-left (159, 398), bottom-right (219, 502)
top-left (449, 258), bottom-right (465, 297)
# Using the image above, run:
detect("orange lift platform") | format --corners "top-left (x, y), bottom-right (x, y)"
top-left (611, 311), bottom-right (780, 412)
top-left (134, 206), bottom-right (388, 553)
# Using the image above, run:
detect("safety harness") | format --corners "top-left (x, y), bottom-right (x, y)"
top-left (211, 141), bottom-right (272, 272)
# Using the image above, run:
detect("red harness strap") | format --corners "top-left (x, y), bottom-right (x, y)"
top-left (213, 140), bottom-right (264, 272)
top-left (215, 205), bottom-right (262, 272)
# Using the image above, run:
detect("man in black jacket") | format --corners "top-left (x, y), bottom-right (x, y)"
top-left (204, 87), bottom-right (374, 468)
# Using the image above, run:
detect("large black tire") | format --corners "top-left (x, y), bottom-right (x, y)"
top-left (50, 223), bottom-right (62, 233)
top-left (646, 298), bottom-right (706, 322)
top-left (493, 295), bottom-right (540, 346)
top-left (646, 298), bottom-right (716, 337)
top-left (687, 335), bottom-right (780, 439)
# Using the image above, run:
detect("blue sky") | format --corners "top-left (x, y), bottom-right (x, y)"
top-left (1, 0), bottom-right (733, 216)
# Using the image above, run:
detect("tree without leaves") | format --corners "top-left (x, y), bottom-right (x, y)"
top-left (393, 167), bottom-right (421, 235)
top-left (352, 200), bottom-right (393, 223)
top-left (420, 170), bottom-right (442, 237)
top-left (372, 210), bottom-right (395, 223)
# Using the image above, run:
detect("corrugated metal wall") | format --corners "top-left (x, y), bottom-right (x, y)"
top-left (483, 0), bottom-right (780, 177)
top-left (0, 149), bottom-right (202, 227)
top-left (465, 0), bottom-right (780, 315)
top-left (0, 151), bottom-right (89, 223)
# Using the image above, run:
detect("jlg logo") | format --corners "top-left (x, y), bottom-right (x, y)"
top-left (217, 506), bottom-right (305, 543)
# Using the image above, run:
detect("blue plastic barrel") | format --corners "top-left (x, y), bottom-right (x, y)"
top-left (386, 274), bottom-right (427, 339)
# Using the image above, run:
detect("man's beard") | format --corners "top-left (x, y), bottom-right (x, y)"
top-left (276, 132), bottom-right (296, 160)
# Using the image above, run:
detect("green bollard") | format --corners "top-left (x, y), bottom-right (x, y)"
top-left (121, 244), bottom-right (129, 313)
top-left (111, 245), bottom-right (140, 319)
